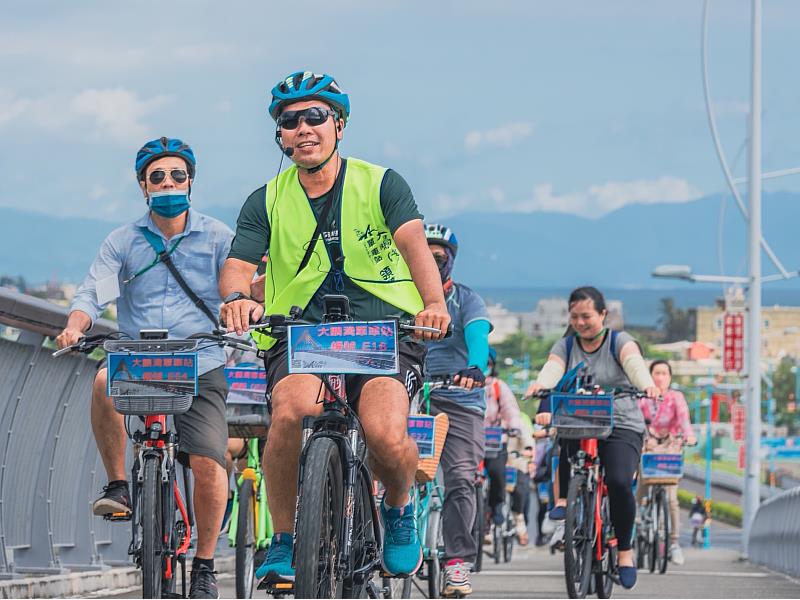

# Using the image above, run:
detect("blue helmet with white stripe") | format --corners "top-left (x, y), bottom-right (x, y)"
top-left (269, 71), bottom-right (351, 124)
top-left (135, 137), bottom-right (196, 181)
top-left (424, 223), bottom-right (459, 256)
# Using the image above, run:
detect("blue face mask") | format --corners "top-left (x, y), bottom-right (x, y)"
top-left (148, 190), bottom-right (190, 218)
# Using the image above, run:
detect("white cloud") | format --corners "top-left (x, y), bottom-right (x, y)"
top-left (464, 122), bottom-right (534, 152)
top-left (0, 88), bottom-right (173, 145)
top-left (0, 95), bottom-right (31, 126)
top-left (431, 177), bottom-right (701, 218)
top-left (70, 88), bottom-right (172, 144)
top-left (89, 184), bottom-right (108, 200)
top-left (521, 177), bottom-right (701, 217)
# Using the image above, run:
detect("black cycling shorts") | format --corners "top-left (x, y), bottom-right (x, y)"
top-left (262, 340), bottom-right (426, 410)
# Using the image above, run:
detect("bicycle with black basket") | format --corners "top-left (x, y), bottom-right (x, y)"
top-left (533, 381), bottom-right (647, 600)
top-left (482, 426), bottom-right (518, 565)
top-left (54, 329), bottom-right (255, 599)
top-left (253, 294), bottom-right (446, 599)
top-left (635, 431), bottom-right (691, 575)
top-left (224, 364), bottom-right (273, 598)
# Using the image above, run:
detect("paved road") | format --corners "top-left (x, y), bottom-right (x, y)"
top-left (107, 521), bottom-right (799, 599)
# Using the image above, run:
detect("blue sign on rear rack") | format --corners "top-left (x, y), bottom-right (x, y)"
top-left (107, 352), bottom-right (198, 398)
top-left (225, 367), bottom-right (267, 401)
top-left (288, 320), bottom-right (399, 375)
top-left (484, 426), bottom-right (504, 453)
top-left (408, 415), bottom-right (436, 458)
top-left (505, 466), bottom-right (518, 487)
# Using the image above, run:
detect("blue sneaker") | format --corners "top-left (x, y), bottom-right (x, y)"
top-left (549, 505), bottom-right (566, 521)
top-left (255, 533), bottom-right (295, 584)
top-left (618, 566), bottom-right (637, 590)
top-left (380, 498), bottom-right (422, 576)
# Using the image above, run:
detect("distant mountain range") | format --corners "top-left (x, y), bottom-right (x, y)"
top-left (3, 192), bottom-right (799, 289)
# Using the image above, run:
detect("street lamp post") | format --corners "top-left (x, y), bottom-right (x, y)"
top-left (742, 0), bottom-right (762, 557)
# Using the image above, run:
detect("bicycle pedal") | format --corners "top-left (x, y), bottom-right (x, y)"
top-left (259, 580), bottom-right (295, 594)
top-left (103, 512), bottom-right (132, 522)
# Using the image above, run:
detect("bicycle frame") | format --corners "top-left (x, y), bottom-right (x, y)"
top-left (228, 437), bottom-right (272, 551)
top-left (129, 413), bottom-right (192, 594)
top-left (568, 437), bottom-right (613, 564)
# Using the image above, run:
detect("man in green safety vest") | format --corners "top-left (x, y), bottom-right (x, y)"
top-left (219, 71), bottom-right (450, 586)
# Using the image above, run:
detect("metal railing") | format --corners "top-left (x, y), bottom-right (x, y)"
top-left (0, 288), bottom-right (127, 576)
top-left (747, 485), bottom-right (800, 575)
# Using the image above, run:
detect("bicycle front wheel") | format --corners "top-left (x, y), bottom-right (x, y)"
top-left (656, 489), bottom-right (670, 574)
top-left (564, 473), bottom-right (594, 599)
top-left (141, 455), bottom-right (164, 599)
top-left (425, 508), bottom-right (443, 599)
top-left (595, 495), bottom-right (615, 599)
top-left (471, 483), bottom-right (485, 573)
top-left (235, 481), bottom-right (256, 599)
top-left (295, 438), bottom-right (344, 599)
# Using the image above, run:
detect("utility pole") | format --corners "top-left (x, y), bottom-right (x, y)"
top-left (742, 0), bottom-right (762, 558)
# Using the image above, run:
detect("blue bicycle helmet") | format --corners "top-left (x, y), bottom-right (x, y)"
top-left (424, 223), bottom-right (459, 256)
top-left (135, 137), bottom-right (196, 181)
top-left (269, 71), bottom-right (351, 125)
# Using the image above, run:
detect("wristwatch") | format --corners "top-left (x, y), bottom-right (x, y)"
top-left (223, 291), bottom-right (251, 304)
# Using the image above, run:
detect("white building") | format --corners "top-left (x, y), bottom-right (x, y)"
top-left (487, 303), bottom-right (520, 343)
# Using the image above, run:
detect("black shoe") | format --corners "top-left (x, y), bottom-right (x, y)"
top-left (189, 563), bottom-right (219, 599)
top-left (92, 481), bottom-right (131, 517)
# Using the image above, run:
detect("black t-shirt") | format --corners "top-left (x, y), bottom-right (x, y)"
top-left (228, 160), bottom-right (423, 323)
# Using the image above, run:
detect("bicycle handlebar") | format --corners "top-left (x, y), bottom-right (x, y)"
top-left (52, 330), bottom-right (258, 358)
top-left (244, 313), bottom-right (452, 340)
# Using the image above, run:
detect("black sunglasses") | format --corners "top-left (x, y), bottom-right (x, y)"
top-left (277, 107), bottom-right (336, 130)
top-left (149, 169), bottom-right (188, 185)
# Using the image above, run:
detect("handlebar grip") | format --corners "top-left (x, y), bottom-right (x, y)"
top-left (51, 346), bottom-right (74, 358)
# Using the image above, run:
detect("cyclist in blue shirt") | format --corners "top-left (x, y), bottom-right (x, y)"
top-left (56, 138), bottom-right (234, 599)
top-left (423, 224), bottom-right (491, 598)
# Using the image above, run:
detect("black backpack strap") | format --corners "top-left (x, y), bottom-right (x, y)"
top-left (295, 193), bottom-right (335, 276)
top-left (160, 252), bottom-right (220, 328)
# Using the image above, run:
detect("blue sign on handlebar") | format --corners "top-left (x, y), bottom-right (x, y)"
top-left (107, 352), bottom-right (198, 398)
top-left (287, 320), bottom-right (399, 375)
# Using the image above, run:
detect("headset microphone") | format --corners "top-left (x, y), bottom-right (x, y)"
top-left (283, 146), bottom-right (294, 157)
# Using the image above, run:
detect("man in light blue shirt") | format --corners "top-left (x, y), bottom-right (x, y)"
top-left (56, 137), bottom-right (233, 599)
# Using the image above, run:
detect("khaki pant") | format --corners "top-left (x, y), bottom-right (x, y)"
top-left (637, 480), bottom-right (680, 543)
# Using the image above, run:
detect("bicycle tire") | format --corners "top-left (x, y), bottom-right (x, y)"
top-left (426, 508), bottom-right (443, 599)
top-left (382, 576), bottom-right (412, 599)
top-left (471, 483), bottom-right (485, 573)
top-left (235, 481), bottom-right (256, 599)
top-left (656, 489), bottom-right (670, 575)
top-left (141, 455), bottom-right (163, 599)
top-left (492, 519), bottom-right (502, 564)
top-left (295, 438), bottom-right (344, 599)
top-left (564, 473), bottom-right (593, 599)
top-left (648, 497), bottom-right (657, 574)
top-left (503, 511), bottom-right (514, 563)
top-left (595, 495), bottom-right (615, 599)
top-left (343, 472), bottom-right (377, 599)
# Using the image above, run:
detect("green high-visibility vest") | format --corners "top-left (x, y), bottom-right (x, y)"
top-left (253, 157), bottom-right (424, 350)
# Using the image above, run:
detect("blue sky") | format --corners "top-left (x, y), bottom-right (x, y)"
top-left (2, 0), bottom-right (800, 223)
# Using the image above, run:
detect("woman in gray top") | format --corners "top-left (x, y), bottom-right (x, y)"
top-left (526, 286), bottom-right (658, 590)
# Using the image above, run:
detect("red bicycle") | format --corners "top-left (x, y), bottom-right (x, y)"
top-left (535, 387), bottom-right (645, 599)
top-left (55, 329), bottom-right (253, 598)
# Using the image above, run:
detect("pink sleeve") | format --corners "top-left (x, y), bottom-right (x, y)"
top-left (638, 396), bottom-right (651, 421)
top-left (498, 380), bottom-right (522, 431)
top-left (673, 391), bottom-right (694, 438)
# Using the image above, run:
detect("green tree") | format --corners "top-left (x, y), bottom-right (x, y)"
top-left (657, 297), bottom-right (696, 342)
top-left (767, 357), bottom-right (798, 435)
